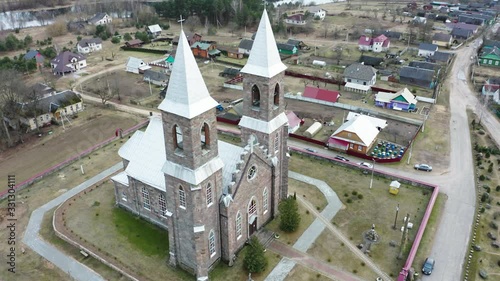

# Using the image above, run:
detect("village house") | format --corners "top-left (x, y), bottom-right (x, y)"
top-left (173, 32), bottom-right (202, 46)
top-left (285, 14), bottom-right (307, 25)
top-left (382, 31), bottom-right (403, 41)
top-left (429, 51), bottom-right (453, 64)
top-left (147, 24), bottom-right (162, 38)
top-left (418, 43), bottom-right (439, 57)
top-left (432, 33), bottom-right (453, 47)
top-left (343, 63), bottom-right (377, 94)
top-left (50, 51), bottom-right (87, 75)
top-left (191, 42), bottom-right (219, 59)
top-left (327, 112), bottom-right (387, 154)
top-left (143, 69), bottom-right (168, 87)
top-left (23, 50), bottom-right (45, 68)
top-left (238, 39), bottom-right (254, 55)
top-left (359, 55), bottom-right (384, 67)
top-left (276, 43), bottom-right (297, 55)
top-left (87, 13), bottom-right (112, 25)
top-left (302, 85), bottom-right (340, 103)
top-left (358, 35), bottom-right (390, 53)
top-left (306, 6), bottom-right (327, 20)
top-left (218, 47), bottom-right (244, 59)
top-left (111, 10), bottom-right (290, 280)
top-left (399, 66), bottom-right (436, 89)
top-left (375, 88), bottom-right (418, 112)
top-left (482, 77), bottom-right (500, 104)
top-left (408, 61), bottom-right (441, 72)
top-left (287, 39), bottom-right (309, 50)
top-left (451, 28), bottom-right (473, 40)
top-left (125, 39), bottom-right (144, 48)
top-left (77, 38), bottom-right (103, 54)
top-left (445, 22), bottom-right (480, 34)
top-left (20, 89), bottom-right (83, 130)
top-left (125, 57), bottom-right (151, 74)
top-left (479, 47), bottom-right (500, 67)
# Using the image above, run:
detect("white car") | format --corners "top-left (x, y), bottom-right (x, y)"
top-left (358, 162), bottom-right (373, 169)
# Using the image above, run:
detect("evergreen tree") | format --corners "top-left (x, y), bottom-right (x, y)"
top-left (279, 197), bottom-right (300, 233)
top-left (243, 236), bottom-right (268, 273)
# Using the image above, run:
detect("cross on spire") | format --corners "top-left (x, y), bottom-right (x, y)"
top-left (178, 15), bottom-right (185, 30)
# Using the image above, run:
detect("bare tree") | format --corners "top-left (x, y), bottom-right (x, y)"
top-left (185, 16), bottom-right (201, 33)
top-left (25, 88), bottom-right (44, 133)
top-left (321, 20), bottom-right (330, 38)
top-left (334, 45), bottom-right (344, 65)
top-left (0, 70), bottom-right (28, 147)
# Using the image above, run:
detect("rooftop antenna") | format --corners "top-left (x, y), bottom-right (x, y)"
top-left (178, 15), bottom-right (185, 30)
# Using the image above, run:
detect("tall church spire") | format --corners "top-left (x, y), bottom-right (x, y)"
top-left (240, 10), bottom-right (287, 78)
top-left (158, 30), bottom-right (218, 119)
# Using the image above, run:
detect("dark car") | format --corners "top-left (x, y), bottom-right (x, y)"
top-left (305, 148), bottom-right (317, 153)
top-left (422, 257), bottom-right (435, 275)
top-left (335, 155), bottom-right (349, 162)
top-left (414, 163), bottom-right (432, 172)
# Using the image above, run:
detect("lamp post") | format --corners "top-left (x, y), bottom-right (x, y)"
top-left (393, 203), bottom-right (400, 230)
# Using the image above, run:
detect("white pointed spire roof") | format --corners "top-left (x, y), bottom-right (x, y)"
top-left (158, 30), bottom-right (218, 119)
top-left (240, 10), bottom-right (287, 78)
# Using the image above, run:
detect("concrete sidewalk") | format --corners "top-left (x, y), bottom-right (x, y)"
top-left (23, 163), bottom-right (123, 281)
top-left (264, 171), bottom-right (343, 281)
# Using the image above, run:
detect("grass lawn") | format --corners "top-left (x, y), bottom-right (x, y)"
top-left (289, 155), bottom-right (434, 277)
top-left (289, 178), bottom-right (328, 212)
top-left (286, 264), bottom-right (333, 281)
top-left (209, 246), bottom-right (282, 281)
top-left (307, 230), bottom-right (379, 280)
top-left (63, 181), bottom-right (192, 281)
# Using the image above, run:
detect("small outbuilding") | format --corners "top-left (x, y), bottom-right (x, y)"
top-left (304, 121), bottom-right (322, 138)
top-left (389, 180), bottom-right (401, 195)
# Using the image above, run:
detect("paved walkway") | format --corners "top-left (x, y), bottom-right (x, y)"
top-left (265, 171), bottom-right (346, 281)
top-left (23, 163), bottom-right (122, 281)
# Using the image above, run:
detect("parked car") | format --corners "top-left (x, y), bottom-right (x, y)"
top-left (358, 162), bottom-right (373, 168)
top-left (335, 155), bottom-right (349, 162)
top-left (422, 257), bottom-right (435, 275)
top-left (414, 163), bottom-right (432, 172)
top-left (305, 148), bottom-right (317, 153)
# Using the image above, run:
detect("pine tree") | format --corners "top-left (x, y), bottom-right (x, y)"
top-left (243, 236), bottom-right (268, 273)
top-left (279, 197), bottom-right (301, 233)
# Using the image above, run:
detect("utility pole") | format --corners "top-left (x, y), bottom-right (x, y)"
top-left (407, 140), bottom-right (413, 165)
top-left (398, 213), bottom-right (410, 259)
top-left (393, 204), bottom-right (400, 230)
top-left (369, 158), bottom-right (375, 189)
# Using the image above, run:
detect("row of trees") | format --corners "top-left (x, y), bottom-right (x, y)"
top-left (0, 34), bottom-right (33, 52)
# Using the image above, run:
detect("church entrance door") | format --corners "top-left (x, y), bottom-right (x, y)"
top-left (249, 217), bottom-right (257, 236)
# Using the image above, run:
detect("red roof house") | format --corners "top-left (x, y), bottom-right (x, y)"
top-left (358, 34), bottom-right (390, 53)
top-left (303, 85), bottom-right (340, 103)
top-left (285, 111), bottom-right (302, 134)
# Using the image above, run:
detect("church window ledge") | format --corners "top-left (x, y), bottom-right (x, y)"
top-left (251, 106), bottom-right (260, 111)
top-left (174, 148), bottom-right (185, 157)
top-left (179, 206), bottom-right (186, 210)
top-left (237, 234), bottom-right (242, 241)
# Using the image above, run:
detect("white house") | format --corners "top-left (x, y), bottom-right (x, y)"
top-left (88, 13), bottom-right (112, 25)
top-left (285, 14), bottom-right (307, 25)
top-left (50, 51), bottom-right (87, 75)
top-left (77, 38), bottom-right (103, 54)
top-left (125, 57), bottom-right (151, 74)
top-left (147, 24), bottom-right (162, 38)
top-left (418, 43), bottom-right (439, 57)
top-left (306, 6), bottom-right (327, 20)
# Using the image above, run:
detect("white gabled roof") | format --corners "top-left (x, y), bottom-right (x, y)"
top-left (126, 57), bottom-right (146, 69)
top-left (158, 30), bottom-right (218, 119)
top-left (240, 10), bottom-right (287, 78)
top-left (397, 88), bottom-right (418, 105)
top-left (120, 117), bottom-right (167, 191)
top-left (148, 24), bottom-right (162, 33)
top-left (111, 171), bottom-right (129, 186)
top-left (332, 113), bottom-right (387, 147)
top-left (375, 91), bottom-right (397, 103)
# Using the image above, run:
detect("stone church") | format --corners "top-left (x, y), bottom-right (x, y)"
top-left (111, 10), bottom-right (289, 280)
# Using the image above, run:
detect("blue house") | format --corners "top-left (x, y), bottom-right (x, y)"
top-left (375, 88), bottom-right (417, 112)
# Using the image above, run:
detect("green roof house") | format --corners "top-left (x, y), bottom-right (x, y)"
top-left (276, 43), bottom-right (297, 55)
top-left (480, 47), bottom-right (500, 68)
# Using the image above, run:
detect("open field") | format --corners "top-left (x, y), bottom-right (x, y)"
top-left (0, 103), bottom-right (141, 185)
top-left (0, 137), bottom-right (128, 281)
top-left (286, 264), bottom-right (333, 281)
top-left (289, 155), bottom-right (435, 277)
top-left (467, 112), bottom-right (500, 280)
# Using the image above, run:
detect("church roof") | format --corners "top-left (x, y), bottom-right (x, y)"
top-left (158, 30), bottom-right (218, 119)
top-left (240, 10), bottom-right (287, 78)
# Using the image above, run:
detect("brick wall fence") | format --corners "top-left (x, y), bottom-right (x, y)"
top-left (0, 119), bottom-right (149, 200)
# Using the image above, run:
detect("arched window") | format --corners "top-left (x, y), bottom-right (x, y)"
top-left (173, 125), bottom-right (183, 151)
top-left (201, 123), bottom-right (210, 150)
top-left (179, 186), bottom-right (186, 208)
top-left (159, 193), bottom-right (166, 216)
top-left (274, 83), bottom-right (280, 106)
top-left (248, 199), bottom-right (257, 216)
top-left (236, 212), bottom-right (242, 239)
top-left (263, 188), bottom-right (268, 213)
top-left (208, 230), bottom-right (216, 257)
top-left (206, 183), bottom-right (213, 206)
top-left (142, 187), bottom-right (150, 210)
top-left (251, 85), bottom-right (260, 107)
